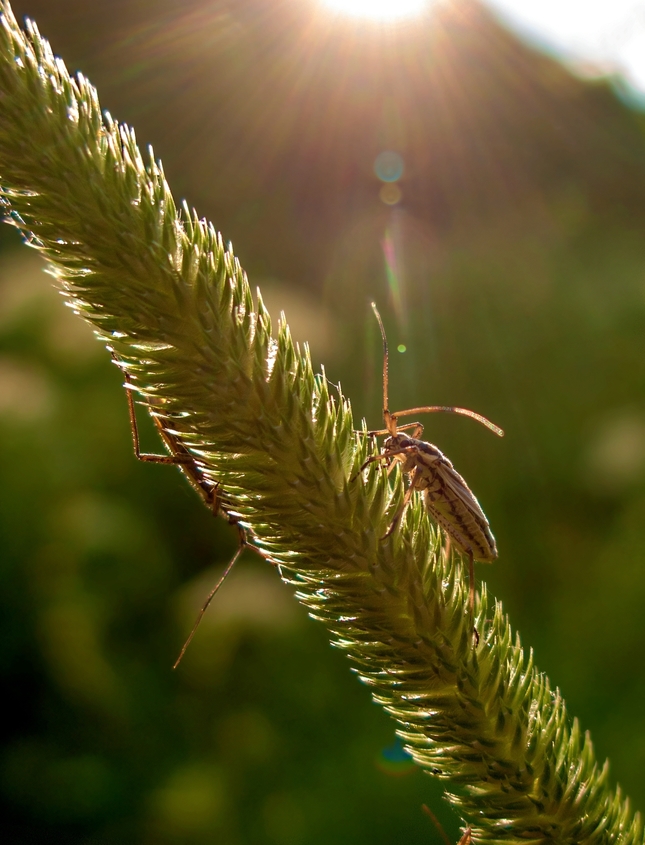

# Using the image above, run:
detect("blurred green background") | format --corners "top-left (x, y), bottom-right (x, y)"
top-left (2, 0), bottom-right (645, 842)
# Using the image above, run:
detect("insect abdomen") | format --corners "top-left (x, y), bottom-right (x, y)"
top-left (423, 485), bottom-right (497, 562)
top-left (410, 440), bottom-right (497, 562)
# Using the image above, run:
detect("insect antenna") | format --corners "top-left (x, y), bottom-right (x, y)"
top-left (371, 302), bottom-right (396, 436)
top-left (393, 405), bottom-right (504, 438)
top-left (369, 304), bottom-right (504, 439)
top-left (111, 355), bottom-right (269, 667)
top-left (421, 804), bottom-right (472, 845)
top-left (172, 530), bottom-right (247, 670)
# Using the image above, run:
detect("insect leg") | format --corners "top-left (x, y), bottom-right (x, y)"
top-left (382, 466), bottom-right (422, 539)
top-left (443, 535), bottom-right (452, 561)
top-left (112, 356), bottom-right (271, 662)
top-left (466, 551), bottom-right (481, 647)
top-left (381, 421), bottom-right (424, 437)
top-left (113, 356), bottom-right (192, 467)
top-left (440, 538), bottom-right (479, 645)
top-left (366, 421), bottom-right (422, 437)
top-left (352, 452), bottom-right (390, 480)
top-left (354, 444), bottom-right (419, 481)
top-left (382, 446), bottom-right (418, 477)
top-left (115, 358), bottom-right (222, 515)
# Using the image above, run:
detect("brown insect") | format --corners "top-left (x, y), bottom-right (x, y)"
top-left (360, 304), bottom-right (504, 621)
top-left (111, 354), bottom-right (264, 668)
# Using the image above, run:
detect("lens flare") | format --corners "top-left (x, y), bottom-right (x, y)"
top-left (382, 225), bottom-right (404, 324)
top-left (376, 739), bottom-right (416, 775)
top-left (379, 183), bottom-right (402, 205)
top-left (374, 151), bottom-right (404, 183)
top-left (320, 0), bottom-right (430, 22)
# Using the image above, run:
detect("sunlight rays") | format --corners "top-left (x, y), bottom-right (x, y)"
top-left (319, 0), bottom-right (432, 22)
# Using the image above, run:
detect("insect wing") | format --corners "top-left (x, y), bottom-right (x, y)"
top-left (437, 460), bottom-right (487, 521)
top-left (422, 454), bottom-right (497, 562)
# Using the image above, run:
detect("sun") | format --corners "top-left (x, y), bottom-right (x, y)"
top-left (319, 0), bottom-right (431, 22)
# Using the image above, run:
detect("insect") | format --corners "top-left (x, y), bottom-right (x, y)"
top-left (360, 304), bottom-right (504, 624)
top-left (422, 804), bottom-right (472, 845)
top-left (111, 354), bottom-right (265, 668)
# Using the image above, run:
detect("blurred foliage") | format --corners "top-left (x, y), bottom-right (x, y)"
top-left (0, 236), bottom-right (456, 843)
top-left (1, 0), bottom-right (645, 842)
top-left (0, 238), bottom-right (448, 843)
